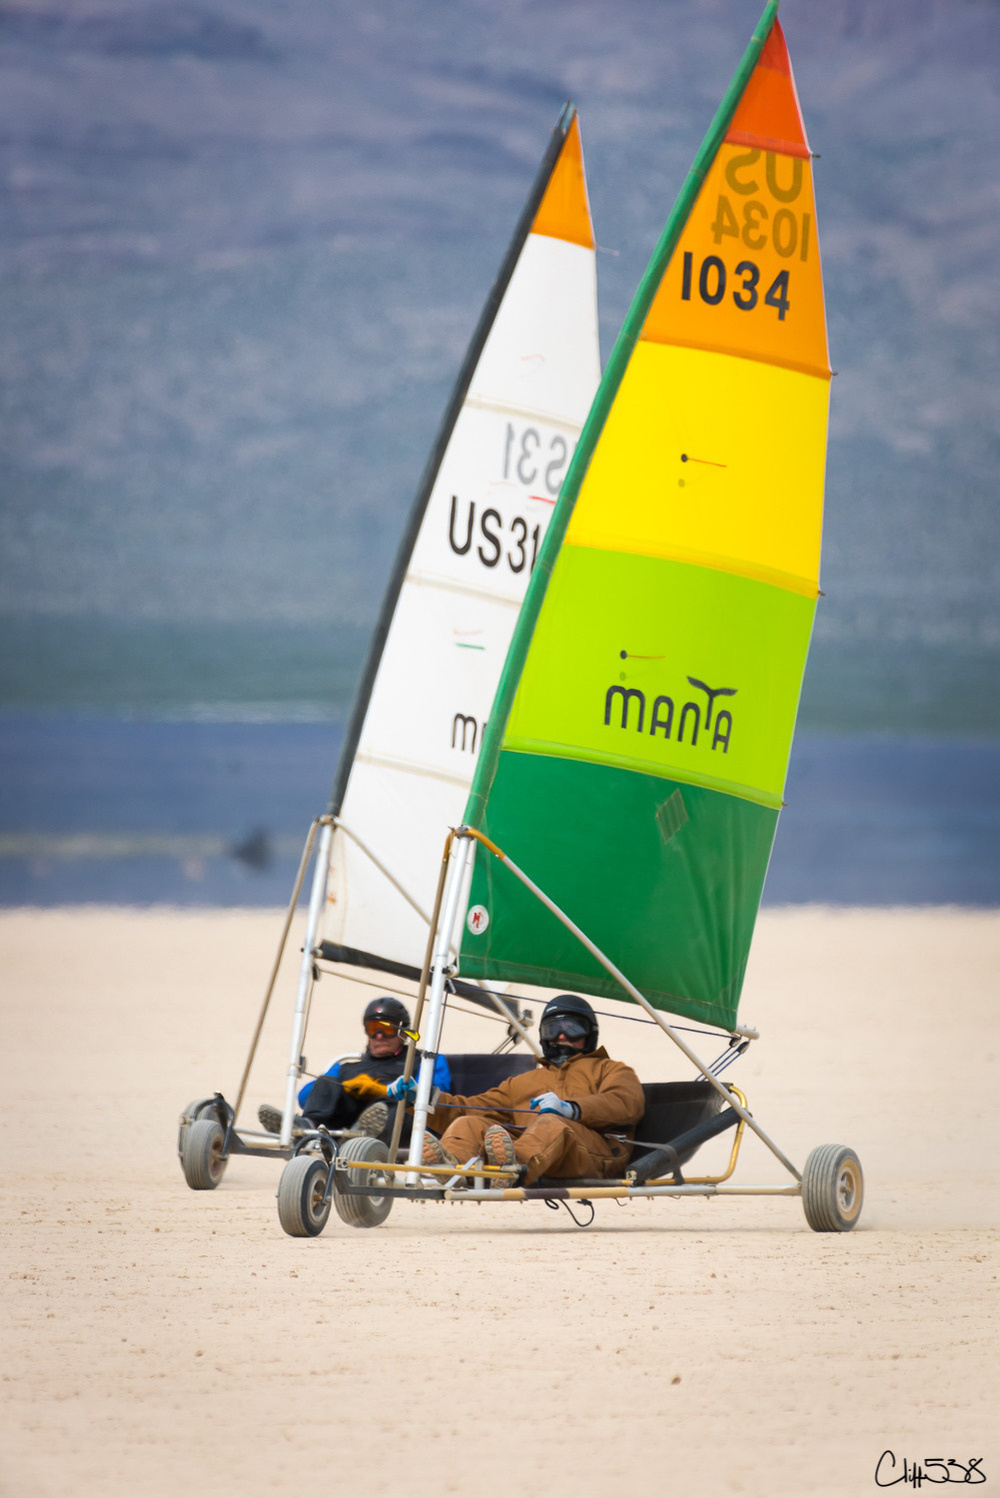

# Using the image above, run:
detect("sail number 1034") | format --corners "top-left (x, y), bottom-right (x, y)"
top-left (681, 251), bottom-right (791, 321)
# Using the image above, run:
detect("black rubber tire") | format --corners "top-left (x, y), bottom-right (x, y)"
top-left (276, 1155), bottom-right (332, 1238)
top-left (333, 1135), bottom-right (393, 1229)
top-left (181, 1117), bottom-right (228, 1191)
top-left (802, 1144), bottom-right (864, 1232)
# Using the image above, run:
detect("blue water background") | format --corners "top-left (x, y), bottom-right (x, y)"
top-left (1, 716), bottom-right (995, 908)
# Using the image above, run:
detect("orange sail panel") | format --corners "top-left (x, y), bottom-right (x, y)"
top-left (531, 115), bottom-right (595, 250)
top-left (642, 20), bottom-right (827, 378)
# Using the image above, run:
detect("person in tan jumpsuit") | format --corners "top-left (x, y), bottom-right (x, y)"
top-left (390, 994), bottom-right (644, 1184)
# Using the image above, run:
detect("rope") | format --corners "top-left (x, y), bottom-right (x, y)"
top-left (545, 1197), bottom-right (595, 1228)
top-left (314, 959), bottom-right (740, 1046)
top-left (312, 964), bottom-right (514, 1024)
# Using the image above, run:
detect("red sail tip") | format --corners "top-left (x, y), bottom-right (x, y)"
top-left (724, 17), bottom-right (811, 159)
top-left (758, 19), bottom-right (793, 78)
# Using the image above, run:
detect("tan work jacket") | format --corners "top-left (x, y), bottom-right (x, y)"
top-left (427, 1046), bottom-right (644, 1139)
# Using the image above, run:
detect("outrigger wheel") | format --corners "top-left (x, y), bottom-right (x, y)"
top-left (332, 1136), bottom-right (393, 1230)
top-left (801, 1144), bottom-right (864, 1232)
top-left (180, 1116), bottom-right (228, 1191)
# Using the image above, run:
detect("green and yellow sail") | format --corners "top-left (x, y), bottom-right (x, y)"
top-left (459, 3), bottom-right (829, 1030)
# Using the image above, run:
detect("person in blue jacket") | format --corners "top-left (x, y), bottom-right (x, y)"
top-left (257, 995), bottom-right (451, 1144)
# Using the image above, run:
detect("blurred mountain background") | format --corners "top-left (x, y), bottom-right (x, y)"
top-left (1, 0), bottom-right (996, 729)
top-left (1, 0), bottom-right (997, 906)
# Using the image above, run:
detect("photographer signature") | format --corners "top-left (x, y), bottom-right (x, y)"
top-left (875, 1452), bottom-right (986, 1486)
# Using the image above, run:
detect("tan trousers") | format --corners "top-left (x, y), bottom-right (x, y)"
top-left (439, 1112), bottom-right (631, 1185)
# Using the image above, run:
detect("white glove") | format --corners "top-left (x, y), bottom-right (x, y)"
top-left (386, 1075), bottom-right (417, 1103)
top-left (530, 1091), bottom-right (580, 1121)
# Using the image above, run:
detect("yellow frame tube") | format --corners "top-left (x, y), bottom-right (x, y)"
top-left (639, 1085), bottom-right (749, 1187)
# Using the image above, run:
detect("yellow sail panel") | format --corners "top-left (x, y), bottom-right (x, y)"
top-left (641, 23), bottom-right (829, 378)
top-left (530, 115), bottom-right (595, 250)
top-left (565, 342), bottom-right (828, 595)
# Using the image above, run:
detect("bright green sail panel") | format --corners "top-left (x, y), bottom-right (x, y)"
top-left (459, 3), bottom-right (831, 1029)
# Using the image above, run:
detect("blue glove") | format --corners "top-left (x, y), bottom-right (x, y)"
top-left (386, 1075), bottom-right (417, 1103)
top-left (530, 1091), bottom-right (580, 1121)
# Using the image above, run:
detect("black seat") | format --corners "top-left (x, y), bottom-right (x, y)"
top-left (631, 1080), bottom-right (722, 1168)
top-left (443, 1051), bottom-right (537, 1095)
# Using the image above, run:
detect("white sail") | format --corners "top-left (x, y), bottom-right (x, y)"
top-left (324, 107), bottom-right (600, 972)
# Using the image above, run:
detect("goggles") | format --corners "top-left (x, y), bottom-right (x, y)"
top-left (539, 1015), bottom-right (590, 1043)
top-left (364, 1017), bottom-right (402, 1038)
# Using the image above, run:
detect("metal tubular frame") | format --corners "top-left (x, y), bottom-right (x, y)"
top-left (228, 808), bottom-right (798, 1212)
top-left (280, 819), bottom-right (334, 1146)
top-left (329, 1156), bottom-right (800, 1205)
top-left (386, 833), bottom-right (454, 1162)
top-left (229, 816), bottom-right (530, 1158)
top-left (405, 836), bottom-right (476, 1178)
top-left (232, 816), bottom-right (325, 1123)
top-left (337, 824), bottom-right (802, 1209)
top-left (480, 988), bottom-right (542, 1060)
top-left (640, 1086), bottom-right (748, 1187)
top-left (458, 826), bottom-right (802, 1183)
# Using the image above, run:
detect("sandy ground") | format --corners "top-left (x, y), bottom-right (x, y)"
top-left (1, 905), bottom-right (998, 1498)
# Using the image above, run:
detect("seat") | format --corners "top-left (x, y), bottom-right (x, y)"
top-left (630, 1080), bottom-right (722, 1168)
top-left (443, 1051), bottom-right (537, 1095)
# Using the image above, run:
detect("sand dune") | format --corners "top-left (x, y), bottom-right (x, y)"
top-left (2, 906), bottom-right (997, 1497)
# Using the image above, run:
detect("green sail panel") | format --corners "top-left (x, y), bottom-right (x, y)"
top-left (460, 752), bottom-right (777, 1025)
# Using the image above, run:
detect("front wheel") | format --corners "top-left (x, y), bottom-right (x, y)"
top-left (802, 1144), bottom-right (864, 1232)
top-left (181, 1117), bottom-right (227, 1190)
top-left (276, 1155), bottom-right (332, 1238)
top-left (177, 1097), bottom-right (215, 1158)
top-left (333, 1135), bottom-right (393, 1229)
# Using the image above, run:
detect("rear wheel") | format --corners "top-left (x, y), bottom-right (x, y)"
top-left (276, 1155), bottom-right (332, 1238)
top-left (802, 1144), bottom-right (864, 1232)
top-left (181, 1117), bottom-right (227, 1191)
top-left (333, 1135), bottom-right (393, 1229)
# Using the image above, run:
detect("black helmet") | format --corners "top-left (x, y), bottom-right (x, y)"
top-left (363, 995), bottom-right (410, 1034)
top-left (539, 994), bottom-right (598, 1062)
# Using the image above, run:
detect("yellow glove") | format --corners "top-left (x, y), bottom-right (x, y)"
top-left (341, 1074), bottom-right (389, 1101)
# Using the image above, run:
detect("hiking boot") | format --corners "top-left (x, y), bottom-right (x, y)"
top-left (483, 1124), bottom-right (517, 1174)
top-left (257, 1104), bottom-right (313, 1135)
top-left (421, 1135), bottom-right (459, 1169)
top-left (354, 1100), bottom-right (388, 1138)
